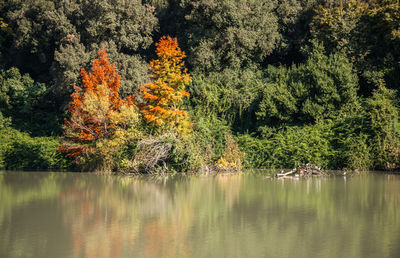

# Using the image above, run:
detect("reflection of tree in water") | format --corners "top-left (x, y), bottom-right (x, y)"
top-left (58, 174), bottom-right (243, 258)
top-left (59, 178), bottom-right (141, 258)
top-left (0, 173), bottom-right (67, 258)
top-left (2, 173), bottom-right (399, 258)
top-left (216, 173), bottom-right (243, 210)
top-left (0, 172), bottom-right (244, 258)
top-left (0, 173), bottom-right (65, 228)
top-left (140, 174), bottom-right (243, 258)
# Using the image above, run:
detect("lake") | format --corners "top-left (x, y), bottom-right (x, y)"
top-left (0, 172), bottom-right (399, 257)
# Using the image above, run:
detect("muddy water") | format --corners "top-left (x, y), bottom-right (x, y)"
top-left (0, 172), bottom-right (399, 258)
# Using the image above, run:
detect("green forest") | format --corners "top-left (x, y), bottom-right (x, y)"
top-left (0, 0), bottom-right (400, 172)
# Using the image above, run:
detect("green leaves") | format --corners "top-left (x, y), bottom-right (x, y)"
top-left (0, 127), bottom-right (69, 170)
top-left (178, 0), bottom-right (281, 71)
top-left (257, 42), bottom-right (359, 127)
top-left (0, 67), bottom-right (47, 131)
top-left (239, 123), bottom-right (334, 169)
top-left (1, 0), bottom-right (158, 104)
top-left (365, 87), bottom-right (400, 169)
top-left (190, 66), bottom-right (263, 130)
top-left (311, 0), bottom-right (400, 92)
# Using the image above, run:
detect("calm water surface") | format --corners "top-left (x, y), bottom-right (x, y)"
top-left (0, 172), bottom-right (399, 258)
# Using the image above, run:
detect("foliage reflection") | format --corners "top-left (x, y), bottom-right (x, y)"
top-left (0, 172), bottom-right (400, 258)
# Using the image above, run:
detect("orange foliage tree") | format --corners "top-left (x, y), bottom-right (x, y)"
top-left (139, 36), bottom-right (192, 132)
top-left (59, 49), bottom-right (139, 169)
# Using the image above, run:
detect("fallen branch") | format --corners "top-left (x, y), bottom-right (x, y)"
top-left (276, 163), bottom-right (325, 178)
top-left (276, 168), bottom-right (296, 177)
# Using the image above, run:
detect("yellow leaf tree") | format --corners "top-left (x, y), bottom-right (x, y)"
top-left (139, 36), bottom-right (192, 133)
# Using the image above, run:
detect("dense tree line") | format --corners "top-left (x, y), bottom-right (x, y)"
top-left (0, 0), bottom-right (399, 172)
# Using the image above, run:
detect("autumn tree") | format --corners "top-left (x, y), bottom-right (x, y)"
top-left (59, 49), bottom-right (140, 171)
top-left (139, 36), bottom-right (192, 133)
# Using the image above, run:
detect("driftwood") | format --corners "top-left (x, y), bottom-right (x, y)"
top-left (276, 168), bottom-right (297, 177)
top-left (276, 163), bottom-right (326, 178)
top-left (119, 135), bottom-right (173, 174)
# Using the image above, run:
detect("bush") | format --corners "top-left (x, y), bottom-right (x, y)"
top-left (190, 110), bottom-right (231, 162)
top-left (119, 132), bottom-right (204, 173)
top-left (216, 134), bottom-right (244, 171)
top-left (237, 134), bottom-right (270, 169)
top-left (257, 41), bottom-right (359, 127)
top-left (329, 113), bottom-right (373, 170)
top-left (335, 134), bottom-right (372, 171)
top-left (0, 127), bottom-right (70, 170)
top-left (0, 127), bottom-right (22, 169)
top-left (365, 87), bottom-right (400, 170)
top-left (0, 67), bottom-right (57, 134)
top-left (118, 110), bottom-right (237, 173)
top-left (189, 67), bottom-right (263, 131)
top-left (239, 123), bottom-right (334, 169)
top-left (0, 112), bottom-right (11, 129)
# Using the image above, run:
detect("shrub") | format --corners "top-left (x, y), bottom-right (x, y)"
top-left (336, 134), bottom-right (372, 171)
top-left (237, 134), bottom-right (270, 169)
top-left (0, 67), bottom-right (54, 134)
top-left (216, 135), bottom-right (244, 171)
top-left (365, 87), bottom-right (400, 170)
top-left (0, 127), bottom-right (70, 170)
top-left (190, 110), bottom-right (231, 163)
top-left (0, 127), bottom-right (22, 169)
top-left (239, 123), bottom-right (334, 169)
top-left (119, 132), bottom-right (203, 173)
top-left (330, 113), bottom-right (373, 171)
top-left (257, 41), bottom-right (359, 127)
top-left (189, 67), bottom-right (263, 131)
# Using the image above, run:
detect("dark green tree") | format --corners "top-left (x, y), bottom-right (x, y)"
top-left (274, 0), bottom-right (319, 63)
top-left (177, 0), bottom-right (281, 72)
top-left (311, 0), bottom-right (400, 93)
top-left (1, 0), bottom-right (158, 104)
top-left (0, 68), bottom-right (48, 132)
top-left (190, 66), bottom-right (264, 131)
top-left (257, 41), bottom-right (359, 129)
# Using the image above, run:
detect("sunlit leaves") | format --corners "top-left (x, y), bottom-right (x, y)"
top-left (0, 18), bottom-right (6, 28)
top-left (59, 49), bottom-right (139, 170)
top-left (139, 36), bottom-right (192, 133)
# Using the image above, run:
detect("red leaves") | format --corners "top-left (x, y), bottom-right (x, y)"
top-left (60, 37), bottom-right (193, 160)
top-left (154, 36), bottom-right (187, 63)
top-left (79, 48), bottom-right (123, 110)
top-left (60, 48), bottom-right (135, 157)
top-left (57, 145), bottom-right (93, 158)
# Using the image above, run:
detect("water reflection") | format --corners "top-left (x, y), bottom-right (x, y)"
top-left (0, 172), bottom-right (400, 258)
